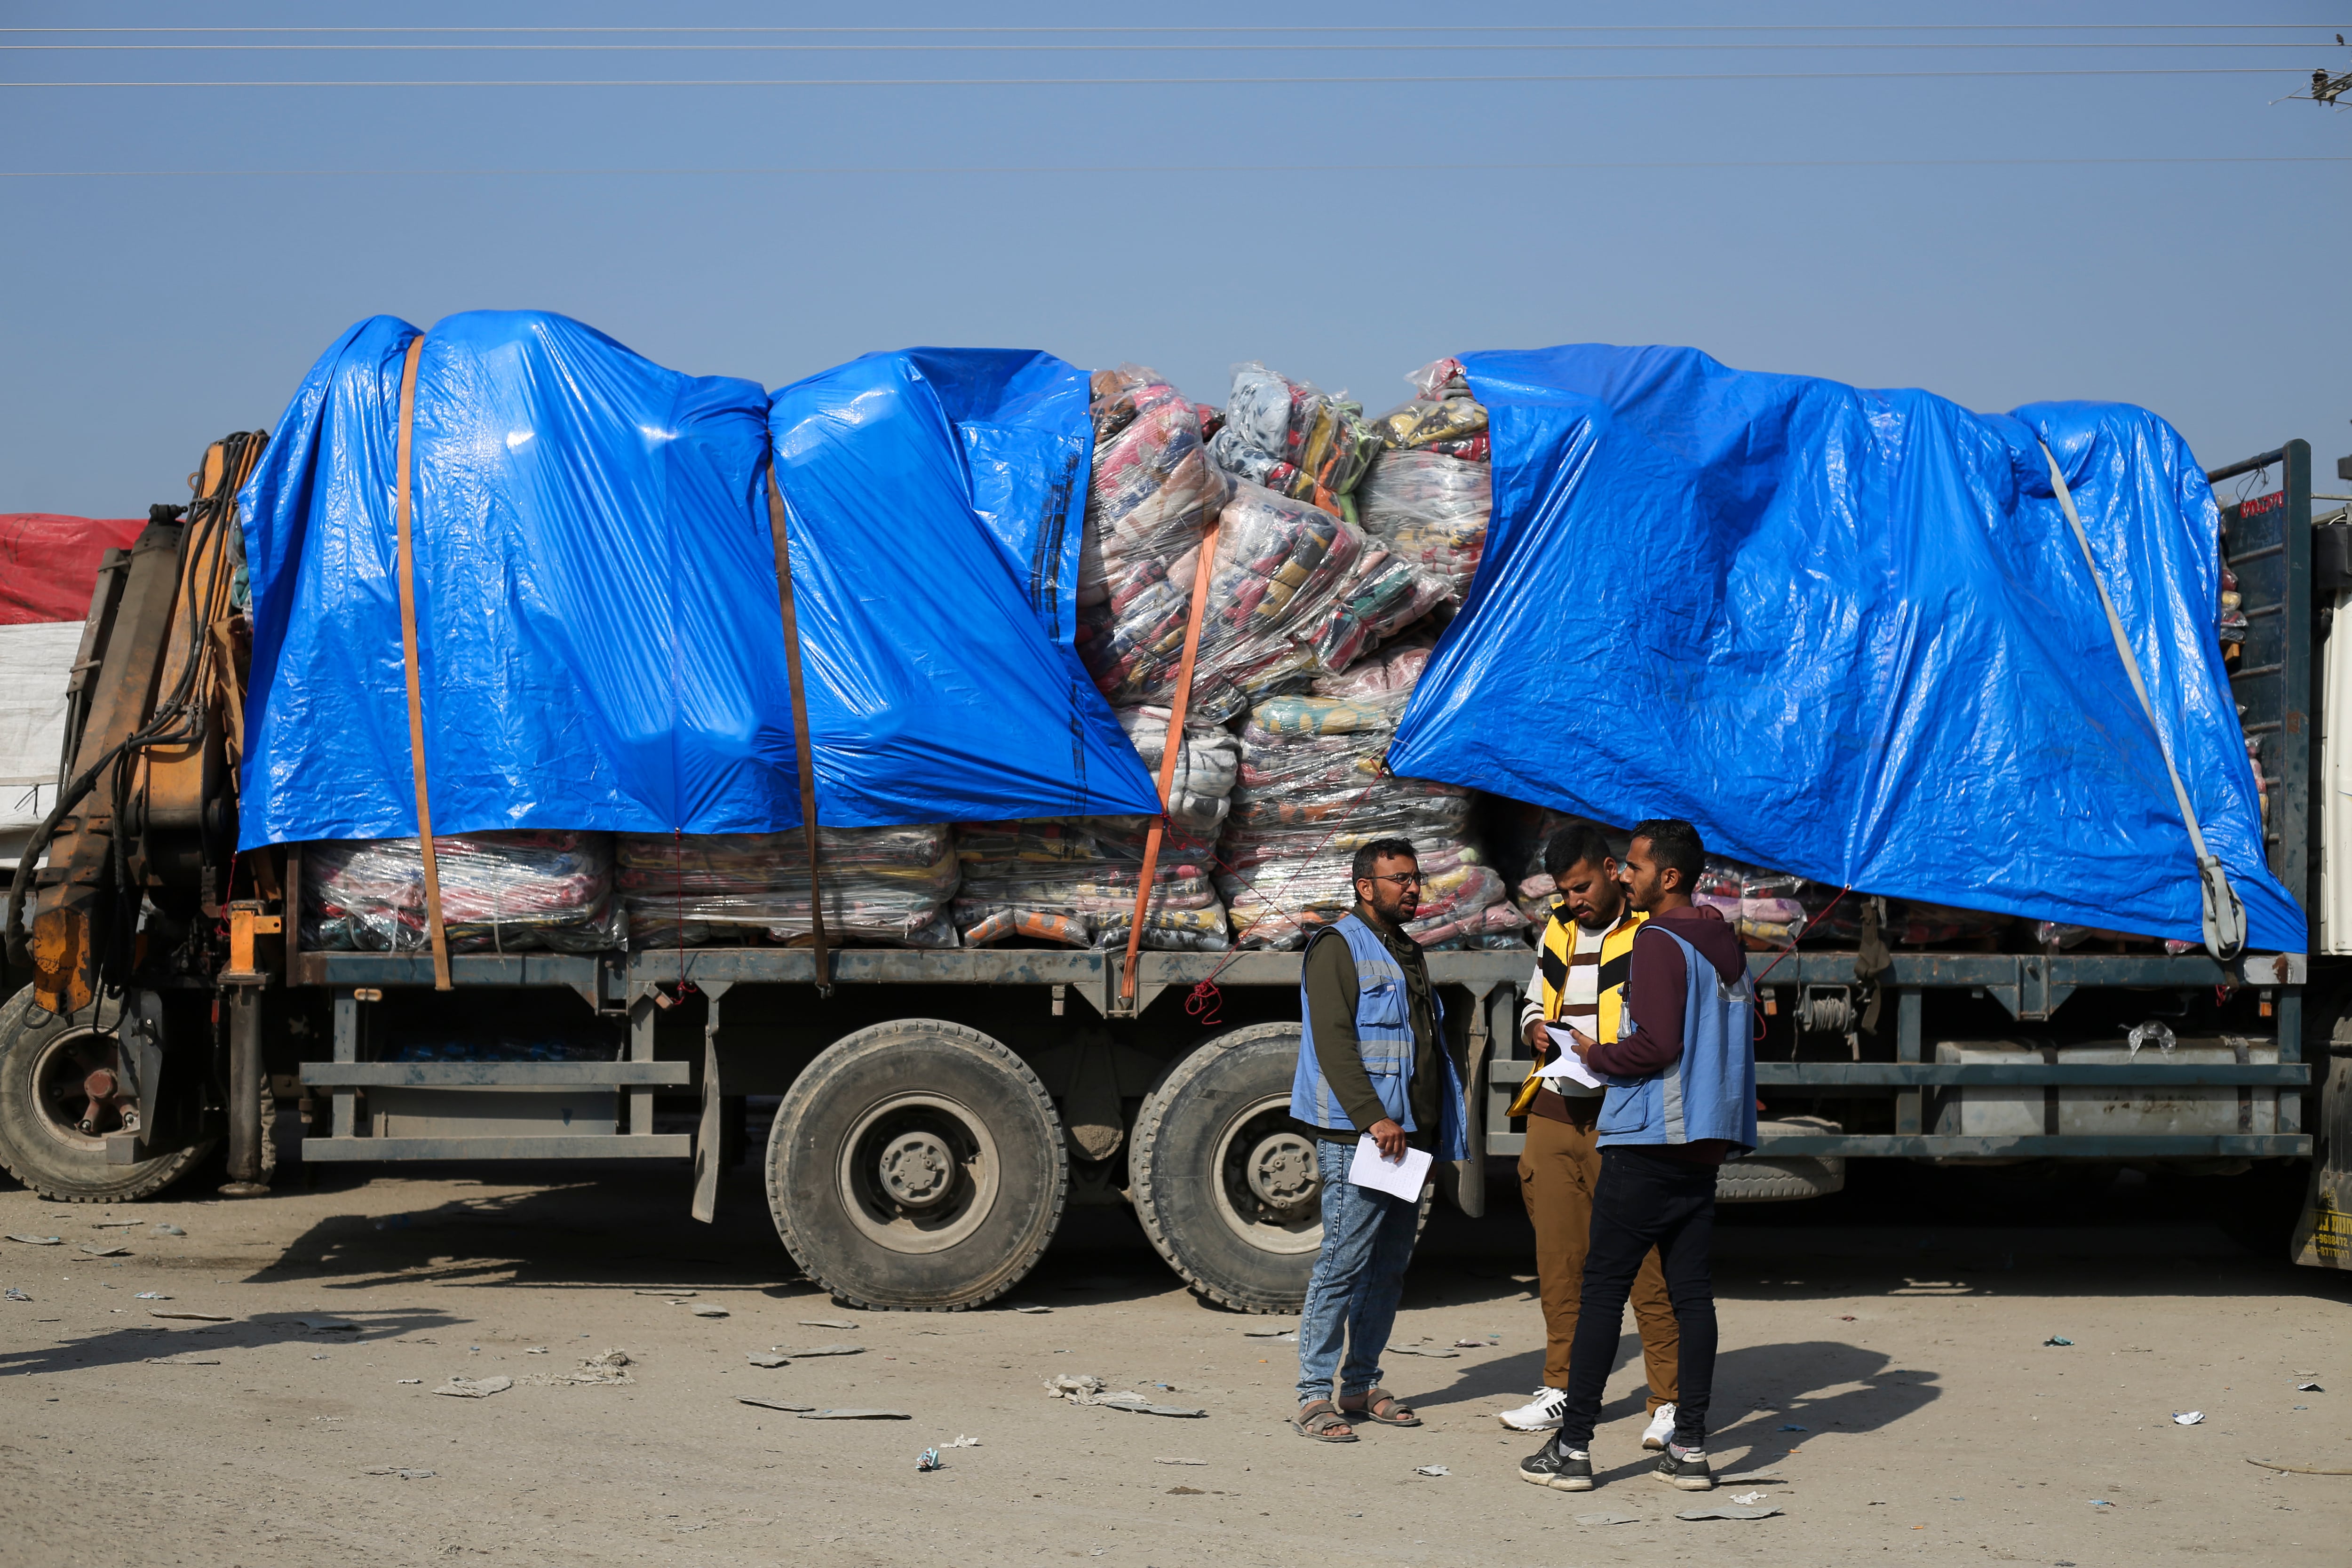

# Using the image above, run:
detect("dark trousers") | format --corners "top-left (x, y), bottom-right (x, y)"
top-left (1556, 1146), bottom-right (1719, 1450)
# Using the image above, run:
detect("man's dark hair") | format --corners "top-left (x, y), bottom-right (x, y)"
top-left (1630, 819), bottom-right (1705, 886)
top-left (1541, 820), bottom-right (1616, 879)
top-left (1352, 837), bottom-right (1418, 885)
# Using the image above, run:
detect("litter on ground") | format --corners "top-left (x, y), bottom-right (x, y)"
top-left (2044, 1336), bottom-right (2074, 1346)
top-left (149, 1310), bottom-right (231, 1321)
top-left (917, 1448), bottom-right (942, 1471)
top-left (2172, 1411), bottom-right (2206, 1425)
top-left (1153, 1457), bottom-right (1206, 1465)
top-left (747, 1352), bottom-right (789, 1368)
top-left (802, 1409), bottom-right (911, 1420)
top-left (738, 1396), bottom-right (815, 1412)
top-left (153, 1225), bottom-right (186, 1236)
top-left (799, 1318), bottom-right (856, 1328)
top-left (361, 1467), bottom-right (437, 1479)
top-left (7, 1235), bottom-right (61, 1246)
top-left (1678, 1505), bottom-right (1782, 1521)
top-left (1414, 1465), bottom-right (1450, 1476)
top-left (144, 1353), bottom-right (221, 1366)
top-left (690, 1305), bottom-right (729, 1318)
top-left (433, 1376), bottom-right (514, 1398)
top-left (771, 1343), bottom-right (862, 1358)
top-left (1574, 1512), bottom-right (1641, 1527)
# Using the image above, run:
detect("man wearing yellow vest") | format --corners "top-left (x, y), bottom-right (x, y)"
top-left (1494, 822), bottom-right (1681, 1448)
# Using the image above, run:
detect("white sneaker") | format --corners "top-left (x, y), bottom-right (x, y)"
top-left (1641, 1401), bottom-right (1678, 1450)
top-left (1498, 1387), bottom-right (1568, 1431)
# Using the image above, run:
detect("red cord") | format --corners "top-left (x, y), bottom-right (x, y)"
top-left (1749, 883), bottom-right (1852, 1043)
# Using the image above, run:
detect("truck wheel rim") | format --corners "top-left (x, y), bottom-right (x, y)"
top-left (29, 1030), bottom-right (116, 1154)
top-left (835, 1092), bottom-right (1001, 1256)
top-left (1211, 1094), bottom-right (1323, 1255)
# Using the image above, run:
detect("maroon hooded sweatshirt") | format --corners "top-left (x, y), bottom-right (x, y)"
top-left (1583, 904), bottom-right (1749, 1164)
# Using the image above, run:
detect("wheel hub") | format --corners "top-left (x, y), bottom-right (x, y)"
top-left (877, 1130), bottom-right (956, 1209)
top-left (1244, 1130), bottom-right (1317, 1208)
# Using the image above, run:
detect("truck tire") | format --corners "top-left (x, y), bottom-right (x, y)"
top-left (1131, 1022), bottom-right (1327, 1314)
top-left (1716, 1117), bottom-right (1846, 1203)
top-left (0, 987), bottom-right (213, 1203)
top-left (765, 1019), bottom-right (1066, 1312)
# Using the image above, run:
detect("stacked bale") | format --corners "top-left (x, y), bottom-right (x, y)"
top-left (614, 825), bottom-right (960, 949)
top-left (302, 831), bottom-right (620, 954)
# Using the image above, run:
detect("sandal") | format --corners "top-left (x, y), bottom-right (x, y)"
top-left (1340, 1387), bottom-right (1422, 1427)
top-left (1291, 1398), bottom-right (1359, 1442)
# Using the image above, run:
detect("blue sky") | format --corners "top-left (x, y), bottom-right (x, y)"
top-left (3, 3), bottom-right (2348, 516)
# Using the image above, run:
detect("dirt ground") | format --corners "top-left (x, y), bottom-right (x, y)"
top-left (3, 1157), bottom-right (2349, 1568)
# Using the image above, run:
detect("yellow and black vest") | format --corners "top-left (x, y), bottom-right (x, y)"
top-left (1537, 906), bottom-right (1647, 1044)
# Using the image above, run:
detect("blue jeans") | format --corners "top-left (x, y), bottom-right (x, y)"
top-left (1295, 1138), bottom-right (1422, 1405)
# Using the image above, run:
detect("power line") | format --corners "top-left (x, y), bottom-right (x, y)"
top-left (0, 42), bottom-right (2338, 52)
top-left (7, 158), bottom-right (2344, 178)
top-left (0, 68), bottom-right (2307, 88)
top-left (2, 23), bottom-right (2341, 33)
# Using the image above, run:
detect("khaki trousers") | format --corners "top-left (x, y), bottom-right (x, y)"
top-left (1518, 1105), bottom-right (1680, 1408)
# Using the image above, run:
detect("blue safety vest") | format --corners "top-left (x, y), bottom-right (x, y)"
top-left (1291, 913), bottom-right (1468, 1161)
top-left (1597, 924), bottom-right (1758, 1153)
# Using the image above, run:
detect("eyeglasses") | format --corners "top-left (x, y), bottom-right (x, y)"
top-left (1364, 872), bottom-right (1422, 888)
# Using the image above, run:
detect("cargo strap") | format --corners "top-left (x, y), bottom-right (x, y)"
top-left (392, 335), bottom-right (453, 991)
top-left (2039, 440), bottom-right (2247, 961)
top-left (1121, 513), bottom-right (1224, 1005)
top-left (764, 466), bottom-right (831, 995)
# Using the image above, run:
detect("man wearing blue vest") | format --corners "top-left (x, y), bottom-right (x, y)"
top-left (1519, 819), bottom-right (1755, 1492)
top-left (1288, 836), bottom-right (1467, 1443)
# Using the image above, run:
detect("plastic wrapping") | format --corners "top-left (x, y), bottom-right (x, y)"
top-left (1216, 661), bottom-right (1517, 949)
top-left (1206, 363), bottom-right (1382, 517)
top-left (616, 827), bottom-right (960, 948)
top-left (952, 816), bottom-right (1229, 952)
top-left (238, 314), bottom-right (1159, 848)
top-left (1391, 342), bottom-right (2302, 952)
top-left (1357, 449), bottom-right (1492, 603)
top-left (302, 831), bottom-right (620, 954)
top-left (1148, 480), bottom-right (1442, 724)
top-left (1075, 367), bottom-right (1228, 704)
top-left (1114, 705), bottom-right (1240, 836)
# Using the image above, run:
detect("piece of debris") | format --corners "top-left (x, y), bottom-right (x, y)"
top-left (637, 1289), bottom-right (694, 1297)
top-left (917, 1448), bottom-right (942, 1472)
top-left (737, 1396), bottom-right (815, 1412)
top-left (747, 1352), bottom-right (790, 1369)
top-left (1677, 1504), bottom-right (1781, 1521)
top-left (2044, 1336), bottom-right (2074, 1347)
top-left (1574, 1512), bottom-right (1641, 1527)
top-left (1452, 1339), bottom-right (1485, 1348)
top-left (311, 1353), bottom-right (330, 1361)
top-left (535, 1349), bottom-right (633, 1386)
top-left (77, 1244), bottom-right (129, 1257)
top-left (525, 1346), bottom-right (548, 1355)
top-left (947, 1434), bottom-right (980, 1448)
top-left (1009, 1304), bottom-right (1051, 1314)
top-left (297, 1318), bottom-right (358, 1332)
top-left (1414, 1465), bottom-right (1450, 1477)
top-left (1097, 1395), bottom-right (1207, 1417)
top-left (6, 1235), bottom-right (61, 1246)
top-left (1728, 1490), bottom-right (1772, 1505)
top-left (1240, 1326), bottom-right (1295, 1337)
top-left (2172, 1411), bottom-right (2205, 1425)
top-left (1167, 1485), bottom-right (1207, 1495)
top-left (690, 1305), bottom-right (729, 1318)
top-left (145, 1353), bottom-right (222, 1366)
top-left (2090, 1499), bottom-right (2115, 1508)
top-left (4, 1288), bottom-right (28, 1302)
top-left (397, 1378), bottom-right (422, 1385)
top-left (92, 1220), bottom-right (142, 1229)
top-left (153, 1224), bottom-right (186, 1236)
top-left (2296, 1382), bottom-right (2325, 1393)
top-left (1387, 1345), bottom-right (1457, 1359)
top-left (799, 1318), bottom-right (856, 1329)
top-left (771, 1343), bottom-right (862, 1358)
top-left (1839, 1315), bottom-right (1856, 1321)
top-left (1152, 1457), bottom-right (1206, 1465)
top-left (432, 1376), bottom-right (514, 1399)
top-left (133, 1291), bottom-right (168, 1300)
top-left (361, 1467), bottom-right (437, 1480)
top-left (2248, 1458), bottom-right (2352, 1475)
top-left (801, 1409), bottom-right (911, 1420)
top-left (149, 1310), bottom-right (231, 1321)
top-left (1047, 1374), bottom-right (1104, 1398)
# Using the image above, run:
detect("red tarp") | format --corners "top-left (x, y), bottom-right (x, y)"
top-left (0, 513), bottom-right (146, 626)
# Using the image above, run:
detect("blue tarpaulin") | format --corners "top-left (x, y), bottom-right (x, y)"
top-left (1387, 344), bottom-right (2304, 952)
top-left (236, 311), bottom-right (1157, 849)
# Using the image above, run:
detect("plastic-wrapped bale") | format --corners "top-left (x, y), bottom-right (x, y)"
top-left (951, 816), bottom-right (1230, 952)
top-left (1205, 362), bottom-right (1383, 520)
top-left (1145, 479), bottom-right (1443, 723)
top-left (302, 831), bottom-right (620, 954)
top-left (615, 826), bottom-right (959, 948)
top-left (1359, 357), bottom-right (1493, 604)
top-left (1114, 704), bottom-right (1241, 840)
top-left (1076, 366), bottom-right (1229, 704)
top-left (1216, 684), bottom-right (1519, 951)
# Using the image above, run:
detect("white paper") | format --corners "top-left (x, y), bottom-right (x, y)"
top-left (1542, 1025), bottom-right (1607, 1090)
top-left (1347, 1134), bottom-right (1434, 1200)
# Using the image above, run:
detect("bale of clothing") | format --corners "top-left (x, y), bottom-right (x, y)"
top-left (950, 815), bottom-right (1231, 953)
top-left (301, 830), bottom-right (620, 954)
top-left (1215, 643), bottom-right (1520, 950)
top-left (614, 825), bottom-right (960, 948)
top-left (1357, 357), bottom-right (1494, 605)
